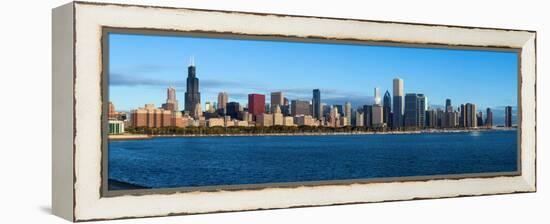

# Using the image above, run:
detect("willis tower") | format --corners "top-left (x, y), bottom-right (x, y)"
top-left (185, 57), bottom-right (201, 118)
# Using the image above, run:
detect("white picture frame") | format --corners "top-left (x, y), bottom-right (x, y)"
top-left (52, 1), bottom-right (536, 221)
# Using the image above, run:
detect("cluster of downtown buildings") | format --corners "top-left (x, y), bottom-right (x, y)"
top-left (108, 59), bottom-right (515, 134)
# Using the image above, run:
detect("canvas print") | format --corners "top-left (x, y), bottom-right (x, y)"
top-left (106, 32), bottom-right (519, 191)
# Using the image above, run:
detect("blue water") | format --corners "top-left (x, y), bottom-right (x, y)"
top-left (108, 130), bottom-right (518, 189)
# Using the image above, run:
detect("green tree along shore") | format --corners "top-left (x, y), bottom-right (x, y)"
top-left (124, 125), bottom-right (490, 135)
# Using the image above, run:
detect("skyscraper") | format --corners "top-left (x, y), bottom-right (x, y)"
top-left (291, 100), bottom-right (311, 116)
top-left (372, 104), bottom-right (384, 127)
top-left (363, 105), bottom-right (373, 128)
top-left (344, 102), bottom-right (352, 126)
top-left (445, 98), bottom-right (452, 113)
top-left (404, 93), bottom-right (418, 128)
top-left (505, 106), bottom-right (513, 127)
top-left (312, 89), bottom-right (321, 120)
top-left (383, 90), bottom-right (392, 126)
top-left (477, 111), bottom-right (484, 127)
top-left (217, 92), bottom-right (228, 114)
top-left (374, 87), bottom-right (381, 105)
top-left (226, 102), bottom-right (240, 119)
top-left (417, 94), bottom-right (426, 128)
top-left (248, 94), bottom-right (265, 120)
top-left (392, 78), bottom-right (404, 129)
top-left (485, 108), bottom-right (493, 128)
top-left (162, 86), bottom-right (179, 112)
top-left (184, 57), bottom-right (201, 118)
top-left (465, 103), bottom-right (477, 128)
top-left (271, 92), bottom-right (284, 111)
top-left (334, 105), bottom-right (344, 117)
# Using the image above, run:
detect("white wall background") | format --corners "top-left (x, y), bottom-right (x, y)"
top-left (0, 0), bottom-right (546, 223)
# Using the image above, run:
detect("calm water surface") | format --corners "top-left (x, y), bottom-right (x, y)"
top-left (108, 130), bottom-right (517, 189)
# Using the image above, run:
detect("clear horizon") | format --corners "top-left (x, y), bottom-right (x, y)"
top-left (108, 33), bottom-right (518, 123)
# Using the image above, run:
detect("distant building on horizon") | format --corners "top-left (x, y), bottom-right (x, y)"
top-left (485, 108), bottom-right (493, 128)
top-left (505, 106), bottom-right (513, 127)
top-left (392, 78), bottom-right (404, 129)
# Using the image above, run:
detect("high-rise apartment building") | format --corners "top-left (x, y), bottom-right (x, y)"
top-left (344, 102), bottom-right (352, 126)
top-left (464, 103), bottom-right (477, 128)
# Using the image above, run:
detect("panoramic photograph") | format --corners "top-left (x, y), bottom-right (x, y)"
top-left (106, 32), bottom-right (519, 191)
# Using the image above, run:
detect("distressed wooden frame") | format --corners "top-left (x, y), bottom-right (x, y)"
top-left (52, 1), bottom-right (536, 222)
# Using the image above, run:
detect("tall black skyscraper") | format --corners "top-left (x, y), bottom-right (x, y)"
top-left (505, 106), bottom-right (513, 127)
top-left (312, 89), bottom-right (321, 120)
top-left (404, 93), bottom-right (419, 128)
top-left (226, 102), bottom-right (240, 119)
top-left (383, 90), bottom-right (392, 126)
top-left (363, 105), bottom-right (373, 128)
top-left (185, 57), bottom-right (201, 118)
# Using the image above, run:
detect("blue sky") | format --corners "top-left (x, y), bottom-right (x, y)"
top-left (108, 33), bottom-right (518, 123)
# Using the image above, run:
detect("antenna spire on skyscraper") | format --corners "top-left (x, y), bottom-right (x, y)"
top-left (190, 55), bottom-right (195, 66)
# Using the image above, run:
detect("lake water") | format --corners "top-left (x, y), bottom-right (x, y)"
top-left (108, 130), bottom-right (518, 190)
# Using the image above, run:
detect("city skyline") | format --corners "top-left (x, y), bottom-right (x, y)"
top-left (108, 33), bottom-right (518, 119)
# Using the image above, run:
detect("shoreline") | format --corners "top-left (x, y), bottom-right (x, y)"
top-left (109, 127), bottom-right (516, 140)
